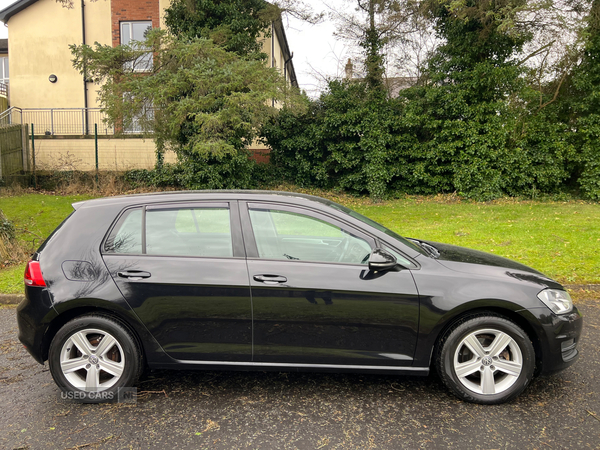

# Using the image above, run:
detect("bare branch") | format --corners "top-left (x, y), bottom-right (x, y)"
top-left (538, 68), bottom-right (569, 111)
top-left (518, 40), bottom-right (556, 66)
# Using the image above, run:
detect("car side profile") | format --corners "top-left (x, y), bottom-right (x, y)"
top-left (17, 191), bottom-right (582, 404)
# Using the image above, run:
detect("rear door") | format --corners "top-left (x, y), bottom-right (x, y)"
top-left (241, 202), bottom-right (421, 368)
top-left (102, 201), bottom-right (252, 361)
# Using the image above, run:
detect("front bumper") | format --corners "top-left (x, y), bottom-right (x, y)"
top-left (522, 306), bottom-right (583, 375)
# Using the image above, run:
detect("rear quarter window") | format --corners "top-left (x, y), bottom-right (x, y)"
top-left (104, 208), bottom-right (143, 254)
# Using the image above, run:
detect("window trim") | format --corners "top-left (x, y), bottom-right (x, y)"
top-left (146, 202), bottom-right (229, 211)
top-left (241, 202), bottom-right (376, 265)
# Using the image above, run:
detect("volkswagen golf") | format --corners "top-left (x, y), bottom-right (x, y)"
top-left (17, 191), bottom-right (582, 404)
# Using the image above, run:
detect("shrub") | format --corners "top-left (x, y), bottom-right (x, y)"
top-left (0, 210), bottom-right (25, 266)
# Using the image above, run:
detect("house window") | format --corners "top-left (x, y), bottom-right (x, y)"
top-left (0, 57), bottom-right (8, 85)
top-left (123, 93), bottom-right (153, 133)
top-left (120, 21), bottom-right (152, 71)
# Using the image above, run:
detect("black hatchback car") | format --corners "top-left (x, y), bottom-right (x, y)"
top-left (18, 191), bottom-right (582, 404)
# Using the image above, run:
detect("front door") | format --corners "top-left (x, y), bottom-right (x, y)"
top-left (242, 202), bottom-right (420, 367)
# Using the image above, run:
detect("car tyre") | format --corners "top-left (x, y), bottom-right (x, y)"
top-left (49, 314), bottom-right (143, 402)
top-left (436, 314), bottom-right (535, 404)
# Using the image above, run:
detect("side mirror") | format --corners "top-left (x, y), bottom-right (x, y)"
top-left (368, 248), bottom-right (398, 272)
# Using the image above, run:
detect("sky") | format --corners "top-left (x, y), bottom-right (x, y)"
top-left (0, 0), bottom-right (354, 96)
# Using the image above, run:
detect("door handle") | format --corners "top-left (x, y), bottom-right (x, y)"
top-left (117, 270), bottom-right (151, 280)
top-left (253, 274), bottom-right (287, 285)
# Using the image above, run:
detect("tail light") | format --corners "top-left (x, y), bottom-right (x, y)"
top-left (24, 261), bottom-right (46, 287)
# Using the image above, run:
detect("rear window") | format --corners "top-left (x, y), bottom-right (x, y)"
top-left (146, 207), bottom-right (232, 257)
top-left (104, 206), bottom-right (233, 257)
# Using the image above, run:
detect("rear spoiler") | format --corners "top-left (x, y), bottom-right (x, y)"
top-left (71, 201), bottom-right (87, 210)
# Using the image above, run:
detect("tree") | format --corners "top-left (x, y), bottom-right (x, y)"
top-left (330, 0), bottom-right (421, 88)
top-left (164, 0), bottom-right (273, 58)
top-left (71, 30), bottom-right (304, 188)
top-left (566, 0), bottom-right (600, 199)
top-left (387, 0), bottom-right (574, 199)
top-left (164, 0), bottom-right (324, 58)
top-left (263, 80), bottom-right (407, 199)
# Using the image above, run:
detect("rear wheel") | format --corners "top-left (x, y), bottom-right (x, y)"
top-left (436, 315), bottom-right (535, 404)
top-left (49, 315), bottom-right (143, 402)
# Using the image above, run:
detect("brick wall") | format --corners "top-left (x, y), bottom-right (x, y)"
top-left (250, 149), bottom-right (271, 164)
top-left (111, 0), bottom-right (160, 47)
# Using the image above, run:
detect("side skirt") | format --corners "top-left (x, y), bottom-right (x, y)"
top-left (148, 360), bottom-right (430, 376)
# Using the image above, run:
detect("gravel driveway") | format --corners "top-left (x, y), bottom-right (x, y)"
top-left (1, 300), bottom-right (599, 450)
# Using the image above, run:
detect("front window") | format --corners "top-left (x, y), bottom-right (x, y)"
top-left (120, 21), bottom-right (153, 72)
top-left (249, 208), bottom-right (372, 264)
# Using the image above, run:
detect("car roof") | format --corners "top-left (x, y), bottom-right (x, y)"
top-left (72, 190), bottom-right (344, 211)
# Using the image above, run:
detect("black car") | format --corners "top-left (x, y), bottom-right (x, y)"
top-left (18, 191), bottom-right (582, 404)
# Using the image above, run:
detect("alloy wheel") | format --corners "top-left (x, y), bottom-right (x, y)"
top-left (453, 328), bottom-right (523, 395)
top-left (59, 328), bottom-right (125, 392)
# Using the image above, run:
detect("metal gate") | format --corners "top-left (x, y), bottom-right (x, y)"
top-left (0, 124), bottom-right (28, 179)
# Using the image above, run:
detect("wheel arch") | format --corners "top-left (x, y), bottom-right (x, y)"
top-left (41, 305), bottom-right (147, 365)
top-left (430, 306), bottom-right (543, 375)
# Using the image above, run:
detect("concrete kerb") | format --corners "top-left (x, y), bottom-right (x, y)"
top-left (565, 284), bottom-right (600, 292)
top-left (0, 294), bottom-right (24, 305)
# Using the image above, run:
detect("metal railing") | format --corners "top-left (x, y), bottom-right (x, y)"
top-left (0, 107), bottom-right (116, 135)
top-left (0, 106), bottom-right (20, 127)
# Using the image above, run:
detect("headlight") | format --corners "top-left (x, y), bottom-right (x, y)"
top-left (537, 289), bottom-right (573, 315)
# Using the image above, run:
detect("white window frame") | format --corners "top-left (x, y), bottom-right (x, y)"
top-left (122, 92), bottom-right (154, 134)
top-left (120, 21), bottom-right (153, 72)
top-left (0, 57), bottom-right (8, 85)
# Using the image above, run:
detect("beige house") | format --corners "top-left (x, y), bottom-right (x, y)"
top-left (0, 0), bottom-right (296, 169)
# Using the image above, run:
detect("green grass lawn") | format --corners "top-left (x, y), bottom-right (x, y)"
top-left (1, 193), bottom-right (96, 294)
top-left (1, 193), bottom-right (96, 247)
top-left (352, 198), bottom-right (600, 285)
top-left (0, 265), bottom-right (27, 294)
top-left (0, 192), bottom-right (599, 294)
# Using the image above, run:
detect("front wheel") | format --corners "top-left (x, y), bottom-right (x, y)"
top-left (49, 315), bottom-right (143, 402)
top-left (436, 315), bottom-right (535, 404)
